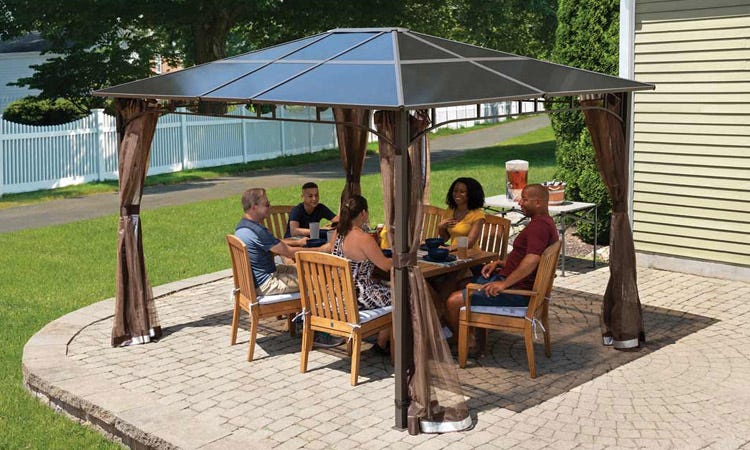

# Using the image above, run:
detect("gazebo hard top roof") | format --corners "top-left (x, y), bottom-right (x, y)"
top-left (94, 28), bottom-right (653, 109)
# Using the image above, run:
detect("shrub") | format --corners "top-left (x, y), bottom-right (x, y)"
top-left (2, 96), bottom-right (88, 125)
top-left (547, 0), bottom-right (619, 244)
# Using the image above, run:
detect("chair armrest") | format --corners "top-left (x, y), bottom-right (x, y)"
top-left (499, 289), bottom-right (535, 297)
top-left (464, 283), bottom-right (483, 310)
top-left (465, 284), bottom-right (535, 298)
top-left (463, 284), bottom-right (538, 312)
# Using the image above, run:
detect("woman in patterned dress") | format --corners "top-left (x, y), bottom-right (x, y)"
top-left (331, 195), bottom-right (391, 351)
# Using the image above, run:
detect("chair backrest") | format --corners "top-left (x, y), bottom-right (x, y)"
top-left (478, 214), bottom-right (511, 260)
top-left (226, 234), bottom-right (259, 303)
top-left (296, 251), bottom-right (361, 325)
top-left (526, 240), bottom-right (562, 318)
top-left (421, 205), bottom-right (448, 242)
top-left (262, 205), bottom-right (293, 240)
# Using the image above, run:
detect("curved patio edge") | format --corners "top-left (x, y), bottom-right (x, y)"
top-left (21, 269), bottom-right (250, 450)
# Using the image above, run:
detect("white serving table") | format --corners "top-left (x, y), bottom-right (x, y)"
top-left (484, 195), bottom-right (598, 275)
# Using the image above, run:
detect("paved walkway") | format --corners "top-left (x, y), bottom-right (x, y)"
top-left (23, 259), bottom-right (750, 449)
top-left (0, 116), bottom-right (549, 234)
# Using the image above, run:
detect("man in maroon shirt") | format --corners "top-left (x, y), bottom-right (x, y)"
top-left (445, 184), bottom-right (559, 334)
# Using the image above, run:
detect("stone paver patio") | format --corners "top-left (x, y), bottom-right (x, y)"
top-left (23, 260), bottom-right (750, 449)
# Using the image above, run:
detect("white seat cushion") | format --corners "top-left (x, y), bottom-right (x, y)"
top-left (460, 305), bottom-right (527, 317)
top-left (359, 306), bottom-right (392, 323)
top-left (257, 291), bottom-right (301, 305)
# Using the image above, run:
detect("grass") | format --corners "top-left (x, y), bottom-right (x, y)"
top-left (0, 124), bottom-right (555, 448)
top-left (0, 148), bottom-right (347, 210)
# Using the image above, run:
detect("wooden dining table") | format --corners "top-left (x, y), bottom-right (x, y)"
top-left (418, 248), bottom-right (497, 278)
top-left (414, 247), bottom-right (498, 324)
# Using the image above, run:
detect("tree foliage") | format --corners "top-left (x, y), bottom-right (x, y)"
top-left (2, 0), bottom-right (557, 120)
top-left (3, 0), bottom-right (276, 110)
top-left (547, 0), bottom-right (618, 243)
top-left (450, 0), bottom-right (558, 59)
top-left (3, 96), bottom-right (87, 125)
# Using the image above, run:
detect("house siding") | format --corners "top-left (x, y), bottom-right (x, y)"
top-left (0, 52), bottom-right (45, 112)
top-left (632, 0), bottom-right (750, 271)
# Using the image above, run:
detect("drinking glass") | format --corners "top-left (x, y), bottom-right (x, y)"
top-left (309, 222), bottom-right (320, 239)
top-left (456, 236), bottom-right (468, 259)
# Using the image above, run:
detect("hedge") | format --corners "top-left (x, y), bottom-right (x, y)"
top-left (3, 97), bottom-right (88, 126)
top-left (547, 0), bottom-right (619, 244)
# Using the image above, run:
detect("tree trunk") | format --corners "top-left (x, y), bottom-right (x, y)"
top-left (192, 3), bottom-right (235, 114)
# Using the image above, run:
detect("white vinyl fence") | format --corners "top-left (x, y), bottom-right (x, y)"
top-left (0, 101), bottom-right (542, 196)
top-left (0, 105), bottom-right (337, 196)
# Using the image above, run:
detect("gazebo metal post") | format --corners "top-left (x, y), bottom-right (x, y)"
top-left (393, 109), bottom-right (412, 430)
top-left (624, 92), bottom-right (635, 227)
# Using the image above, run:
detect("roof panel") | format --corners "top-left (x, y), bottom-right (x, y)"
top-left (254, 64), bottom-right (399, 108)
top-left (227, 35), bottom-right (324, 61)
top-left (411, 32), bottom-right (517, 58)
top-left (398, 33), bottom-right (460, 61)
top-left (95, 62), bottom-right (264, 99)
top-left (201, 63), bottom-right (315, 100)
top-left (280, 32), bottom-right (378, 61)
top-left (480, 59), bottom-right (652, 95)
top-left (401, 62), bottom-right (538, 107)
top-left (333, 33), bottom-right (393, 61)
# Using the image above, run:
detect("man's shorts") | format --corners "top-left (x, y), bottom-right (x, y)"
top-left (258, 264), bottom-right (299, 296)
top-left (466, 274), bottom-right (530, 307)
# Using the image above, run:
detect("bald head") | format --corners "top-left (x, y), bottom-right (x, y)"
top-left (524, 184), bottom-right (549, 203)
top-left (519, 184), bottom-right (549, 217)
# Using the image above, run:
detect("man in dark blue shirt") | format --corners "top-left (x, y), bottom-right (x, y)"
top-left (285, 182), bottom-right (338, 238)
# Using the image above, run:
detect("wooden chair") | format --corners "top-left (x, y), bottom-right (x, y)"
top-left (478, 214), bottom-right (511, 261)
top-left (458, 240), bottom-right (561, 378)
top-left (226, 234), bottom-right (301, 361)
top-left (421, 204), bottom-right (448, 242)
top-left (295, 251), bottom-right (392, 386)
top-left (262, 205), bottom-right (294, 240)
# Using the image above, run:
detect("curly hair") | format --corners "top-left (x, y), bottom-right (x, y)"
top-left (445, 177), bottom-right (485, 210)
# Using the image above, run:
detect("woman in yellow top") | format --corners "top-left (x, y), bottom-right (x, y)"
top-left (437, 177), bottom-right (486, 248)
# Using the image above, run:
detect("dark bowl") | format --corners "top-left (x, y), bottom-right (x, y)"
top-left (305, 238), bottom-right (327, 248)
top-left (382, 249), bottom-right (393, 258)
top-left (424, 237), bottom-right (445, 248)
top-left (427, 247), bottom-right (450, 261)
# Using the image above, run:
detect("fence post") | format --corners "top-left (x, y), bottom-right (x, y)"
top-left (180, 108), bottom-right (188, 170)
top-left (308, 107), bottom-right (314, 153)
top-left (0, 116), bottom-right (4, 198)
top-left (279, 107), bottom-right (286, 157)
top-left (241, 106), bottom-right (248, 163)
top-left (94, 109), bottom-right (106, 181)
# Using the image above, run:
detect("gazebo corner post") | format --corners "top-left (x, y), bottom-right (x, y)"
top-left (111, 98), bottom-right (162, 347)
top-left (624, 91), bottom-right (635, 228)
top-left (393, 109), bottom-right (413, 431)
top-left (581, 92), bottom-right (645, 351)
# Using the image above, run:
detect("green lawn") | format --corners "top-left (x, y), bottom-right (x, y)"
top-left (0, 125), bottom-right (555, 448)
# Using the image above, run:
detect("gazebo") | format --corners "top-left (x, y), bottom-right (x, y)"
top-left (94, 28), bottom-right (653, 433)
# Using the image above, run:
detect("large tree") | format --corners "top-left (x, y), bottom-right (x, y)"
top-left (450, 0), bottom-right (557, 59)
top-left (3, 0), bottom-right (277, 109)
top-left (3, 0), bottom-right (557, 112)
